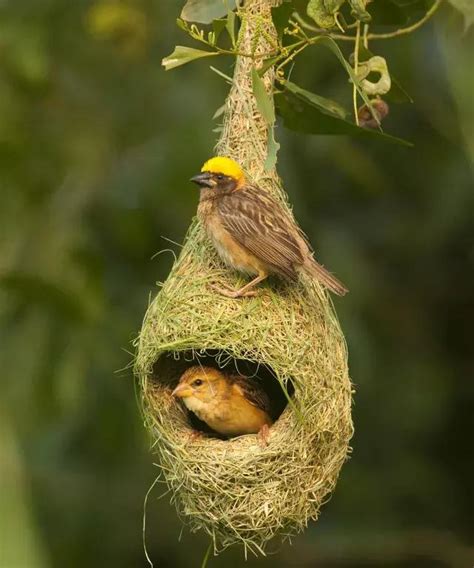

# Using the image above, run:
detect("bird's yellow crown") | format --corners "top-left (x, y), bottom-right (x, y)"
top-left (201, 156), bottom-right (244, 181)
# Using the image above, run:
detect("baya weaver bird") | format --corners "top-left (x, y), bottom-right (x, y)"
top-left (172, 366), bottom-right (272, 444)
top-left (190, 156), bottom-right (348, 298)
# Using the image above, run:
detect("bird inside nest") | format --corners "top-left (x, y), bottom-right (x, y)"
top-left (190, 156), bottom-right (348, 299)
top-left (172, 366), bottom-right (272, 446)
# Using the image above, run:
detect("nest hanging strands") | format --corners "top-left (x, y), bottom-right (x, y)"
top-left (135, 0), bottom-right (353, 555)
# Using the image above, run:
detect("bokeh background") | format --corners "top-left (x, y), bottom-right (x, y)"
top-left (1, 1), bottom-right (472, 567)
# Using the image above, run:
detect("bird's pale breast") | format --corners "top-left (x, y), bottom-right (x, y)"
top-left (200, 204), bottom-right (266, 275)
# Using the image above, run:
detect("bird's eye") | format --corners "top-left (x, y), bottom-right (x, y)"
top-left (216, 174), bottom-right (224, 181)
top-left (193, 379), bottom-right (203, 387)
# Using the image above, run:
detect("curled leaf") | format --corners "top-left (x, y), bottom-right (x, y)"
top-left (349, 0), bottom-right (371, 22)
top-left (358, 45), bottom-right (412, 103)
top-left (307, 0), bottom-right (345, 29)
top-left (356, 55), bottom-right (391, 96)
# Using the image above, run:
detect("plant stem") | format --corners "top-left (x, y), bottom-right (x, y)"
top-left (293, 0), bottom-right (442, 42)
top-left (353, 22), bottom-right (360, 126)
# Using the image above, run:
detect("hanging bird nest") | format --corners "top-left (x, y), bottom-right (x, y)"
top-left (135, 0), bottom-right (353, 556)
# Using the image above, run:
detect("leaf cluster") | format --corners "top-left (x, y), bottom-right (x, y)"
top-left (162, 0), bottom-right (450, 158)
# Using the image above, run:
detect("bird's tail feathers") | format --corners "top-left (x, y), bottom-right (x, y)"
top-left (305, 259), bottom-right (348, 296)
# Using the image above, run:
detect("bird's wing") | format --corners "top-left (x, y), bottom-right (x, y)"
top-left (232, 376), bottom-right (271, 415)
top-left (217, 186), bottom-right (305, 280)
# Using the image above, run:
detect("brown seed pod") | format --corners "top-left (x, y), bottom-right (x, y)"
top-left (358, 98), bottom-right (390, 129)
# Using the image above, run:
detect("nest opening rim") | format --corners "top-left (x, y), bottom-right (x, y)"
top-left (150, 349), bottom-right (296, 438)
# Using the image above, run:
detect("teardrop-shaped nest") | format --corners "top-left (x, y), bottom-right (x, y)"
top-left (135, 215), bottom-right (353, 554)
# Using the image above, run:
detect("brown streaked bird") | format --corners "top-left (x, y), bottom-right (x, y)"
top-left (190, 156), bottom-right (348, 298)
top-left (172, 366), bottom-right (272, 444)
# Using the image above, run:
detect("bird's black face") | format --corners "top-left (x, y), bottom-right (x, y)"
top-left (190, 171), bottom-right (238, 193)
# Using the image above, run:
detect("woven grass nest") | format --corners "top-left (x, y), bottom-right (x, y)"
top-left (135, 0), bottom-right (353, 555)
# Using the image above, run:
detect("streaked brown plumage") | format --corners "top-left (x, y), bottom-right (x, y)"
top-left (191, 156), bottom-right (348, 298)
top-left (172, 366), bottom-right (272, 443)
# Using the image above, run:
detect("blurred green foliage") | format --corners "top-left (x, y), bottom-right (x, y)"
top-left (0, 1), bottom-right (472, 567)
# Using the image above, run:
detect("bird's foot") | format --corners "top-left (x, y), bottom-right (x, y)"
top-left (257, 424), bottom-right (270, 448)
top-left (210, 284), bottom-right (258, 299)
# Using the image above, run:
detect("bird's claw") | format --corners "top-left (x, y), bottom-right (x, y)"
top-left (257, 424), bottom-right (270, 448)
top-left (210, 284), bottom-right (258, 299)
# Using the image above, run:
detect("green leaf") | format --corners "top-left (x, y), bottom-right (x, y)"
top-left (180, 0), bottom-right (235, 24)
top-left (258, 56), bottom-right (281, 77)
top-left (264, 125), bottom-right (280, 171)
top-left (176, 18), bottom-right (188, 31)
top-left (307, 0), bottom-right (345, 29)
top-left (251, 67), bottom-right (275, 124)
top-left (212, 17), bottom-right (227, 41)
top-left (275, 87), bottom-right (412, 146)
top-left (447, 0), bottom-right (474, 30)
top-left (162, 46), bottom-right (218, 70)
top-left (284, 80), bottom-right (348, 119)
top-left (226, 9), bottom-right (236, 46)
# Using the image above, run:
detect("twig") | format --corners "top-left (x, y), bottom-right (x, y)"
top-left (293, 0), bottom-right (442, 42)
top-left (353, 22), bottom-right (361, 125)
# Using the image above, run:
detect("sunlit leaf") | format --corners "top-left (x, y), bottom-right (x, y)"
top-left (162, 45), bottom-right (218, 70)
top-left (251, 67), bottom-right (275, 124)
top-left (181, 0), bottom-right (236, 24)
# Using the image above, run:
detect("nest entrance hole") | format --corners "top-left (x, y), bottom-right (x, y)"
top-left (152, 350), bottom-right (295, 437)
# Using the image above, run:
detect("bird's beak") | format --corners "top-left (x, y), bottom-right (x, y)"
top-left (190, 172), bottom-right (213, 188)
top-left (172, 383), bottom-right (192, 398)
